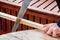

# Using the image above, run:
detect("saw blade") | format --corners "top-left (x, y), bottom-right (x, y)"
top-left (12, 0), bottom-right (31, 32)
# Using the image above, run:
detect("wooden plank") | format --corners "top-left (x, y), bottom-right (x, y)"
top-left (0, 12), bottom-right (47, 31)
top-left (48, 20), bottom-right (53, 23)
top-left (29, 15), bottom-right (34, 21)
top-left (26, 10), bottom-right (60, 21)
top-left (0, 18), bottom-right (2, 30)
top-left (48, 19), bottom-right (56, 23)
top-left (52, 6), bottom-right (59, 13)
top-left (38, 0), bottom-right (54, 9)
top-left (24, 14), bottom-right (29, 30)
top-left (30, 0), bottom-right (38, 6)
top-left (35, 16), bottom-right (40, 23)
top-left (28, 14), bottom-right (33, 30)
top-left (22, 14), bottom-right (28, 30)
top-left (31, 0), bottom-right (46, 8)
top-left (10, 10), bottom-right (18, 31)
top-left (6, 9), bottom-right (11, 32)
top-left (45, 1), bottom-right (57, 11)
top-left (17, 24), bottom-right (22, 31)
top-left (0, 7), bottom-right (1, 12)
top-left (0, 7), bottom-right (2, 30)
top-left (17, 14), bottom-right (28, 31)
top-left (0, 30), bottom-right (6, 34)
top-left (1, 8), bottom-right (6, 32)
top-left (0, 2), bottom-right (20, 12)
top-left (41, 18), bottom-right (46, 24)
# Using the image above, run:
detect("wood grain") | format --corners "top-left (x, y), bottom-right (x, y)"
top-left (0, 30), bottom-right (60, 40)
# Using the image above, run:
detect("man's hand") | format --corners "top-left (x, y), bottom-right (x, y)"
top-left (44, 23), bottom-right (60, 37)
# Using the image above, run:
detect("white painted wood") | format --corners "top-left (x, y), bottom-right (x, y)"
top-left (38, 0), bottom-right (54, 9)
top-left (29, 0), bottom-right (37, 5)
top-left (52, 6), bottom-right (59, 13)
top-left (31, 0), bottom-right (46, 8)
top-left (45, 1), bottom-right (57, 11)
top-left (14, 0), bottom-right (22, 3)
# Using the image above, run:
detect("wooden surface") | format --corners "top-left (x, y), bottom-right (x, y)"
top-left (0, 0), bottom-right (60, 16)
top-left (0, 1), bottom-right (60, 34)
top-left (0, 30), bottom-right (60, 40)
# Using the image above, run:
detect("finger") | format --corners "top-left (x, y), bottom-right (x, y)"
top-left (52, 34), bottom-right (59, 37)
top-left (44, 24), bottom-right (52, 33)
top-left (46, 27), bottom-right (53, 36)
top-left (52, 28), bottom-right (59, 37)
top-left (56, 34), bottom-right (60, 37)
top-left (43, 24), bottom-right (48, 28)
top-left (44, 26), bottom-right (50, 33)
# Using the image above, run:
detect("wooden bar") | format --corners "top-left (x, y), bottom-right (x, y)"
top-left (0, 12), bottom-right (44, 31)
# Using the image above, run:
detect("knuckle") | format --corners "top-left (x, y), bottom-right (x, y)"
top-left (47, 32), bottom-right (51, 35)
top-left (53, 28), bottom-right (57, 31)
